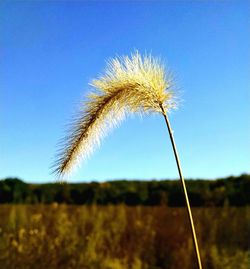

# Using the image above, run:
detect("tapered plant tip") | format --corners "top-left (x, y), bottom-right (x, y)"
top-left (53, 52), bottom-right (177, 177)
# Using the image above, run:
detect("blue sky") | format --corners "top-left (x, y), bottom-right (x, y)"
top-left (1, 1), bottom-right (249, 182)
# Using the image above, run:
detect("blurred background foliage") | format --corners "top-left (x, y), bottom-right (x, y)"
top-left (0, 205), bottom-right (249, 269)
top-left (0, 174), bottom-right (249, 206)
top-left (0, 175), bottom-right (249, 268)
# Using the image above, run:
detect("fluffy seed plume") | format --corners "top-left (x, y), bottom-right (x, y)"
top-left (53, 52), bottom-right (177, 177)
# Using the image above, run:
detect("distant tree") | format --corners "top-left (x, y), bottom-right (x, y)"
top-left (0, 174), bottom-right (249, 206)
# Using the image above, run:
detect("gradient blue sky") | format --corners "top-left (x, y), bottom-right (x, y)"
top-left (1, 1), bottom-right (249, 183)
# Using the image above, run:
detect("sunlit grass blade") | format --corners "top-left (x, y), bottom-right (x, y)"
top-left (53, 51), bottom-right (202, 269)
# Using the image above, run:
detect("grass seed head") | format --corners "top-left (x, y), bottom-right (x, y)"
top-left (53, 52), bottom-right (177, 177)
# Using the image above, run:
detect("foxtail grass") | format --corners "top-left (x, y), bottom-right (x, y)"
top-left (53, 52), bottom-right (176, 176)
top-left (53, 51), bottom-right (203, 269)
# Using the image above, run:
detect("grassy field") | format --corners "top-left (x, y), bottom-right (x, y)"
top-left (0, 205), bottom-right (249, 269)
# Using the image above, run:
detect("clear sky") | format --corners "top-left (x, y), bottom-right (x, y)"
top-left (1, 1), bottom-right (249, 183)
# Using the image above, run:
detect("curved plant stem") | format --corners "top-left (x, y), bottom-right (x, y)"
top-left (160, 104), bottom-right (203, 269)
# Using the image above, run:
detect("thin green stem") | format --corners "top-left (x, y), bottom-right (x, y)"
top-left (160, 104), bottom-right (203, 269)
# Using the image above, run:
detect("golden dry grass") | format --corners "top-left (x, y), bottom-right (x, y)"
top-left (0, 205), bottom-right (249, 269)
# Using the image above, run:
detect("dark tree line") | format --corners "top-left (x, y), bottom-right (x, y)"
top-left (0, 174), bottom-right (249, 206)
